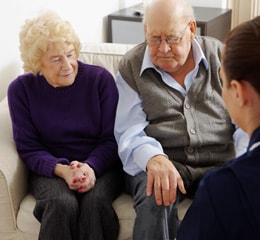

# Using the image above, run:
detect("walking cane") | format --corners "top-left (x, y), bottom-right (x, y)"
top-left (163, 206), bottom-right (171, 240)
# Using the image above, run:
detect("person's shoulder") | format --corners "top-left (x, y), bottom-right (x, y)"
top-left (77, 60), bottom-right (103, 71)
top-left (77, 61), bottom-right (113, 77)
top-left (8, 73), bottom-right (35, 91)
top-left (200, 156), bottom-right (260, 237)
top-left (122, 42), bottom-right (146, 59)
top-left (12, 72), bottom-right (35, 83)
top-left (195, 36), bottom-right (223, 61)
top-left (7, 73), bottom-right (38, 104)
top-left (201, 154), bottom-right (257, 198)
top-left (196, 35), bottom-right (223, 51)
top-left (118, 42), bottom-right (146, 73)
top-left (77, 61), bottom-right (116, 89)
top-left (196, 35), bottom-right (222, 45)
top-left (201, 160), bottom-right (236, 192)
top-left (230, 151), bottom-right (260, 187)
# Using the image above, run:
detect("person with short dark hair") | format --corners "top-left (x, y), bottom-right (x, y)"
top-left (177, 16), bottom-right (260, 240)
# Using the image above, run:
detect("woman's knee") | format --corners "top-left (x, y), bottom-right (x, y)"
top-left (53, 194), bottom-right (78, 212)
top-left (34, 193), bottom-right (79, 222)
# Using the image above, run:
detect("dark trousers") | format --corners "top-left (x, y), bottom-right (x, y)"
top-left (30, 167), bottom-right (123, 240)
top-left (124, 172), bottom-right (180, 240)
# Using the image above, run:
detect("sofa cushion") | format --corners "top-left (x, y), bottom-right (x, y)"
top-left (17, 192), bottom-right (191, 239)
top-left (112, 194), bottom-right (136, 240)
top-left (17, 194), bottom-right (40, 235)
top-left (79, 42), bottom-right (135, 77)
top-left (17, 193), bottom-right (136, 240)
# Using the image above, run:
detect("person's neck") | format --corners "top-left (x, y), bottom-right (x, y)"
top-left (242, 110), bottom-right (260, 138)
top-left (169, 50), bottom-right (195, 89)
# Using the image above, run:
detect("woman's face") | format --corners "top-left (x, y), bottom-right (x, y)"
top-left (39, 43), bottom-right (78, 87)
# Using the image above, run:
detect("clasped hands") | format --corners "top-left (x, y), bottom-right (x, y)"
top-left (55, 160), bottom-right (96, 193)
top-left (146, 155), bottom-right (186, 206)
top-left (69, 160), bottom-right (96, 193)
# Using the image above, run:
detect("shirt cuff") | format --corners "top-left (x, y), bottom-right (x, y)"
top-left (133, 144), bottom-right (167, 172)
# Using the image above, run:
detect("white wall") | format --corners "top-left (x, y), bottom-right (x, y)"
top-left (186, 0), bottom-right (228, 8)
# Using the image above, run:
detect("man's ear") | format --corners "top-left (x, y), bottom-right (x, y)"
top-left (144, 24), bottom-right (147, 36)
top-left (189, 20), bottom-right (197, 38)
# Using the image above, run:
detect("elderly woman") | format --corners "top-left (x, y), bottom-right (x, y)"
top-left (7, 11), bottom-right (122, 240)
top-left (177, 16), bottom-right (260, 240)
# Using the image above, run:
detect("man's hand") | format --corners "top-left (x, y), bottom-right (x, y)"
top-left (146, 155), bottom-right (186, 206)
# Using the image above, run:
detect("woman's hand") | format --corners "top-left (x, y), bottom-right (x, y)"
top-left (70, 161), bottom-right (96, 193)
top-left (54, 161), bottom-right (96, 193)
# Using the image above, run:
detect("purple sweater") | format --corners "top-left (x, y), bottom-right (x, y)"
top-left (7, 61), bottom-right (120, 177)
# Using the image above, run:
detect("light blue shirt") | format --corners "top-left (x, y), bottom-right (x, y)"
top-left (114, 39), bottom-right (248, 176)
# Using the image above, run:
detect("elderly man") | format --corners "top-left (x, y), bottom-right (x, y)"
top-left (114, 0), bottom-right (248, 239)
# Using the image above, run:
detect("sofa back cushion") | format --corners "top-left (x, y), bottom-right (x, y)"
top-left (79, 42), bottom-right (135, 78)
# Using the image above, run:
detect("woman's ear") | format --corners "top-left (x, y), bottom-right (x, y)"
top-left (230, 80), bottom-right (247, 107)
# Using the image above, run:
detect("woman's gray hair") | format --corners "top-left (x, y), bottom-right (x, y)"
top-left (19, 11), bottom-right (81, 74)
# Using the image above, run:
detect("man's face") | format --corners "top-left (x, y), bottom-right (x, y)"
top-left (146, 19), bottom-right (195, 74)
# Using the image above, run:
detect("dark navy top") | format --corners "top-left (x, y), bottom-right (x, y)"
top-left (177, 127), bottom-right (260, 240)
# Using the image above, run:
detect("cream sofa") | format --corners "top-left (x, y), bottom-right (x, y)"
top-left (0, 42), bottom-right (192, 240)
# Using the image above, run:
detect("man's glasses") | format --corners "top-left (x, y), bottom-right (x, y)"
top-left (146, 21), bottom-right (191, 46)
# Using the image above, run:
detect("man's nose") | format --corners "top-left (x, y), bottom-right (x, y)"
top-left (158, 40), bottom-right (171, 53)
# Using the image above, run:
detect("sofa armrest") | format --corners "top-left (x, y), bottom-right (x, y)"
top-left (0, 98), bottom-right (28, 232)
